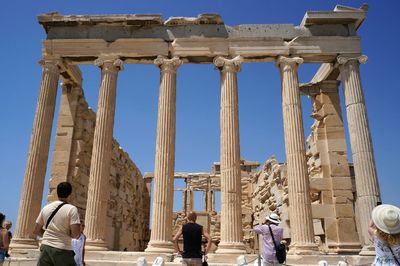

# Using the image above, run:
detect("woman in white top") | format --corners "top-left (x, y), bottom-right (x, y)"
top-left (368, 204), bottom-right (400, 266)
top-left (72, 222), bottom-right (86, 266)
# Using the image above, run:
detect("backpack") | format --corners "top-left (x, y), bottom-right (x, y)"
top-left (267, 224), bottom-right (287, 263)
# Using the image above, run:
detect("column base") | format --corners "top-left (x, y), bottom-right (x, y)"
top-left (145, 240), bottom-right (174, 253)
top-left (288, 242), bottom-right (320, 255)
top-left (215, 241), bottom-right (246, 254)
top-left (359, 244), bottom-right (375, 256)
top-left (85, 239), bottom-right (108, 251)
top-left (326, 242), bottom-right (362, 254)
top-left (9, 238), bottom-right (38, 250)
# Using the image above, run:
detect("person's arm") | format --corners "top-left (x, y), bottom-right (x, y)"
top-left (172, 228), bottom-right (183, 254)
top-left (1, 230), bottom-right (10, 250)
top-left (82, 234), bottom-right (86, 266)
top-left (33, 223), bottom-right (45, 237)
top-left (202, 228), bottom-right (212, 255)
top-left (70, 224), bottom-right (81, 239)
top-left (69, 206), bottom-right (81, 239)
top-left (253, 224), bottom-right (264, 235)
top-left (368, 220), bottom-right (376, 237)
top-left (34, 211), bottom-right (45, 237)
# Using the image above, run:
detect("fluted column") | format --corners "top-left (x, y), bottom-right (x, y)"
top-left (10, 59), bottom-right (61, 250)
top-left (277, 56), bottom-right (318, 254)
top-left (145, 56), bottom-right (182, 253)
top-left (337, 55), bottom-right (380, 255)
top-left (214, 56), bottom-right (246, 254)
top-left (85, 57), bottom-right (123, 251)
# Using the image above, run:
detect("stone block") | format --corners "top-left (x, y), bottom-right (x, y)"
top-left (309, 177), bottom-right (331, 191)
top-left (332, 177), bottom-right (352, 190)
top-left (51, 150), bottom-right (70, 163)
top-left (335, 204), bottom-right (355, 218)
top-left (334, 196), bottom-right (352, 204)
top-left (333, 190), bottom-right (353, 200)
top-left (53, 136), bottom-right (73, 152)
top-left (313, 219), bottom-right (324, 235)
top-left (312, 204), bottom-right (335, 218)
top-left (321, 191), bottom-right (333, 204)
top-left (56, 115), bottom-right (75, 127)
top-left (324, 217), bottom-right (339, 243)
top-left (337, 218), bottom-right (361, 243)
top-left (50, 164), bottom-right (69, 179)
top-left (316, 127), bottom-right (346, 140)
top-left (325, 139), bottom-right (347, 153)
top-left (315, 93), bottom-right (339, 105)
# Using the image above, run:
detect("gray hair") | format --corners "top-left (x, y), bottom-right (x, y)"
top-left (2, 220), bottom-right (12, 227)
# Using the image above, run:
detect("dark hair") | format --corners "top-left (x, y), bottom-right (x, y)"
top-left (57, 182), bottom-right (72, 198)
top-left (187, 212), bottom-right (197, 222)
top-left (0, 213), bottom-right (5, 224)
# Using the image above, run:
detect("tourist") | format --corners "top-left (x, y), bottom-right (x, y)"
top-left (72, 220), bottom-right (86, 266)
top-left (173, 212), bottom-right (211, 266)
top-left (0, 214), bottom-right (10, 266)
top-left (2, 220), bottom-right (12, 258)
top-left (33, 182), bottom-right (81, 266)
top-left (254, 212), bottom-right (284, 266)
top-left (368, 204), bottom-right (400, 265)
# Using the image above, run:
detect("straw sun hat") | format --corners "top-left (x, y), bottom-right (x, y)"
top-left (266, 213), bottom-right (281, 224)
top-left (372, 204), bottom-right (400, 235)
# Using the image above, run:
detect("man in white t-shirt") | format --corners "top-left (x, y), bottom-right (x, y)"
top-left (34, 182), bottom-right (81, 266)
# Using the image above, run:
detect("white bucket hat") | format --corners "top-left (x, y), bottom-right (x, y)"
top-left (266, 213), bottom-right (281, 224)
top-left (372, 204), bottom-right (400, 234)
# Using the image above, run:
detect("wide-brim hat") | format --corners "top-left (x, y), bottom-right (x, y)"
top-left (266, 213), bottom-right (281, 224)
top-left (372, 204), bottom-right (400, 234)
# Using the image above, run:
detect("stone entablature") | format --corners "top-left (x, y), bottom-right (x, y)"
top-left (37, 7), bottom-right (366, 64)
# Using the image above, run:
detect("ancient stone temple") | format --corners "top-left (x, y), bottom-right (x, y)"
top-left (10, 4), bottom-right (380, 265)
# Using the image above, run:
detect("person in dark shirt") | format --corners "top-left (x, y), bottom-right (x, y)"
top-left (173, 212), bottom-right (211, 266)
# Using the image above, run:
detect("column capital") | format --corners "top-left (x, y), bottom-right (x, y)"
top-left (337, 55), bottom-right (368, 66)
top-left (276, 56), bottom-right (303, 71)
top-left (60, 80), bottom-right (82, 96)
top-left (60, 79), bottom-right (77, 89)
top-left (39, 58), bottom-right (62, 74)
top-left (213, 55), bottom-right (243, 73)
top-left (154, 56), bottom-right (182, 73)
top-left (95, 57), bottom-right (123, 72)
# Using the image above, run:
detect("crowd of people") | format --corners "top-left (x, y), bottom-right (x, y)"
top-left (2, 181), bottom-right (400, 266)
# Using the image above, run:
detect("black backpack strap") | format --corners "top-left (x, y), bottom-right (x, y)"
top-left (388, 245), bottom-right (400, 266)
top-left (267, 224), bottom-right (279, 250)
top-left (45, 202), bottom-right (67, 229)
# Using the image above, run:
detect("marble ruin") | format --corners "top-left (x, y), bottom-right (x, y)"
top-left (10, 4), bottom-right (381, 265)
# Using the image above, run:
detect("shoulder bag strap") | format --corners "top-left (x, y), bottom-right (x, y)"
top-left (267, 224), bottom-right (279, 250)
top-left (45, 202), bottom-right (67, 229)
top-left (388, 245), bottom-right (400, 266)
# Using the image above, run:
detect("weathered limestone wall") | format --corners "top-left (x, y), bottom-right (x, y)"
top-left (306, 83), bottom-right (360, 252)
top-left (251, 84), bottom-right (361, 253)
top-left (251, 157), bottom-right (289, 239)
top-left (48, 85), bottom-right (150, 251)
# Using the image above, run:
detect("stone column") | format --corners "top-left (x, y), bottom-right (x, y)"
top-left (277, 56), bottom-right (318, 254)
top-left (11, 59), bottom-right (61, 249)
top-left (214, 56), bottom-right (246, 254)
top-left (337, 55), bottom-right (380, 255)
top-left (145, 56), bottom-right (182, 253)
top-left (85, 57), bottom-right (123, 251)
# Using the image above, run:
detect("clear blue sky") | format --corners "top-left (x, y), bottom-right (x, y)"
top-left (1, 1), bottom-right (399, 233)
